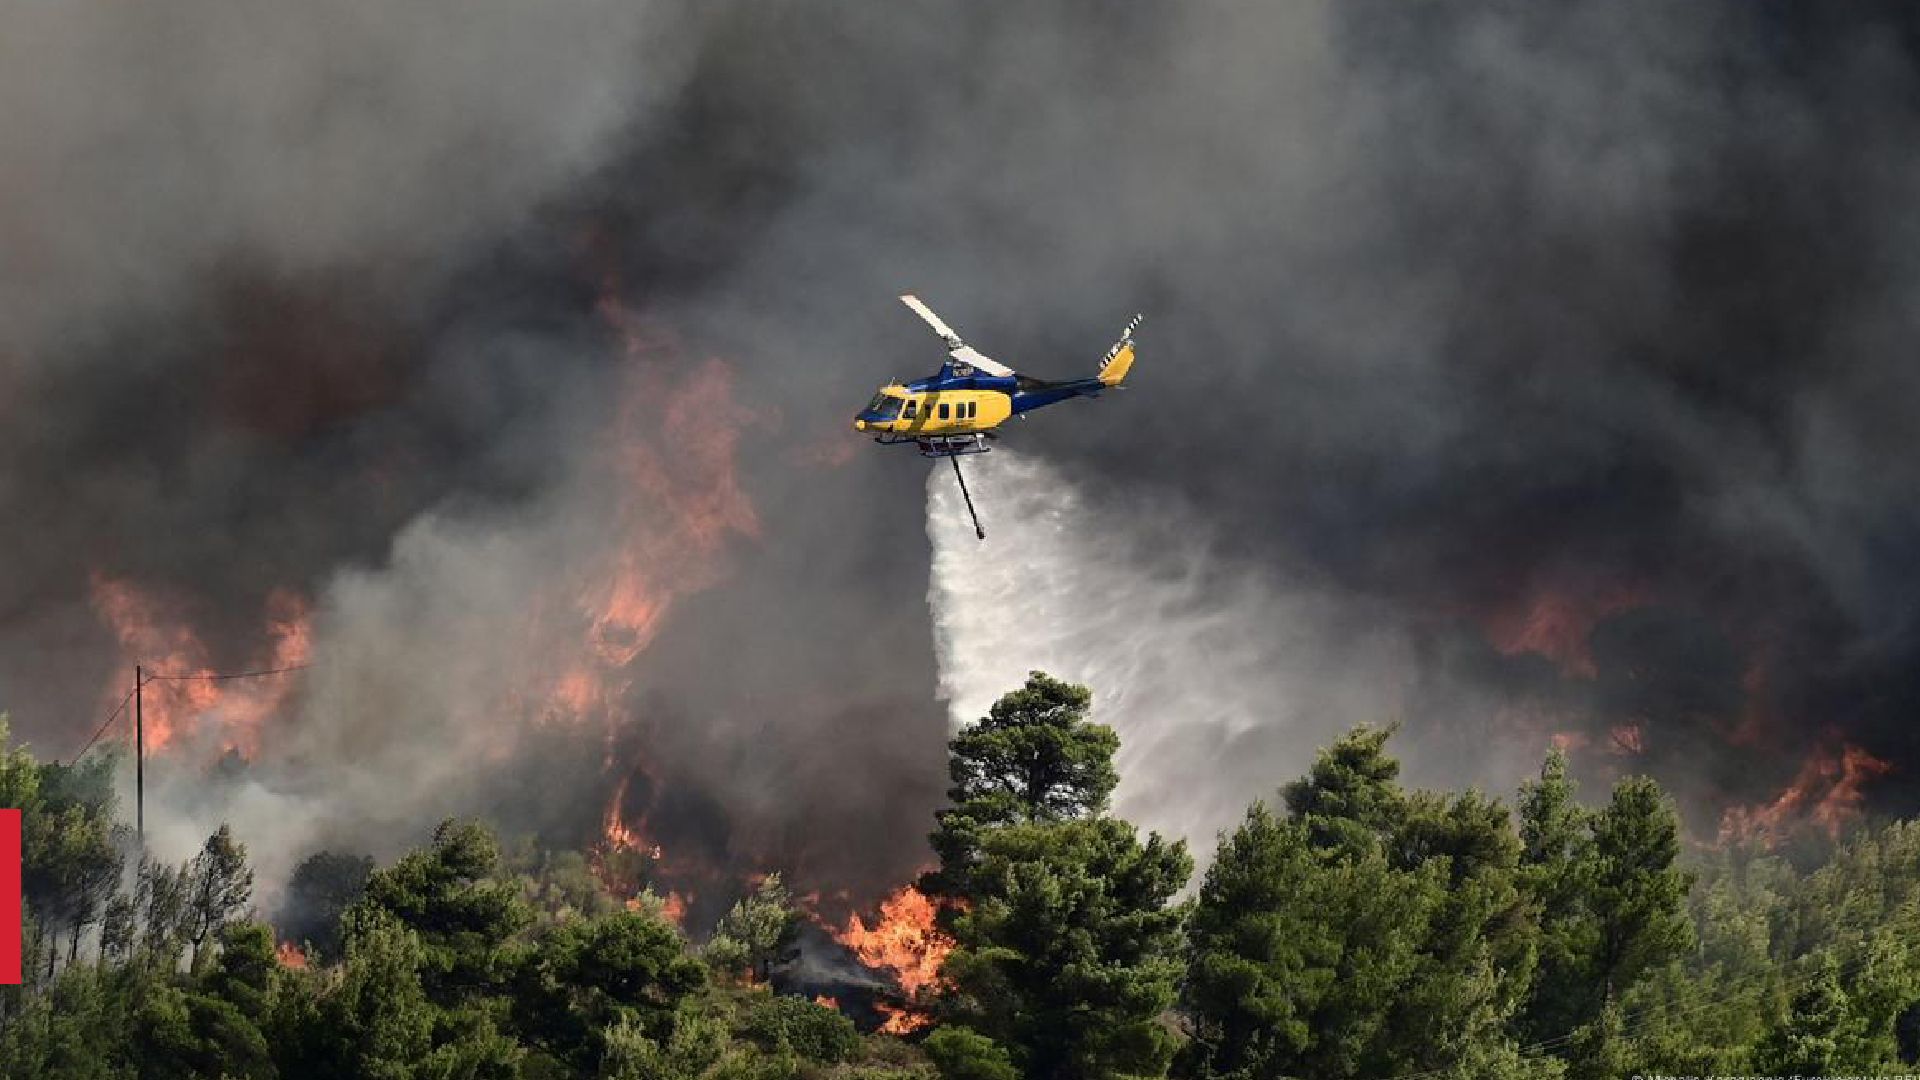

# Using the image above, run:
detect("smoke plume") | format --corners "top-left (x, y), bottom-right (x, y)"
top-left (6, 0), bottom-right (1920, 915)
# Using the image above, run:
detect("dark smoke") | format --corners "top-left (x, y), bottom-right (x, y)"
top-left (5, 1), bottom-right (1920, 910)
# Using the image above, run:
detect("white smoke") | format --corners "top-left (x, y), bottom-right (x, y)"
top-left (128, 498), bottom-right (591, 901)
top-left (925, 449), bottom-right (1413, 862)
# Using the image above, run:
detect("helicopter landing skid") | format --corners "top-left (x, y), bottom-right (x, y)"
top-left (868, 431), bottom-right (992, 457)
top-left (912, 433), bottom-right (991, 458)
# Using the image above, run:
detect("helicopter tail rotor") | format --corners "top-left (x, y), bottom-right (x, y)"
top-left (1098, 313), bottom-right (1143, 387)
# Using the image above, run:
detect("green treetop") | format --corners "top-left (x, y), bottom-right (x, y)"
top-left (924, 671), bottom-right (1122, 904)
top-left (1181, 726), bottom-right (1542, 1080)
top-left (930, 673), bottom-right (1191, 1080)
top-left (703, 872), bottom-right (801, 985)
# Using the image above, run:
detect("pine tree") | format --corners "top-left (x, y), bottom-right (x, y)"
top-left (945, 818), bottom-right (1192, 1080)
top-left (1180, 728), bottom-right (1542, 1080)
top-left (130, 982), bottom-right (275, 1080)
top-left (1280, 725), bottom-right (1404, 856)
top-left (279, 850), bottom-right (374, 962)
top-left (308, 907), bottom-right (437, 1079)
top-left (703, 872), bottom-right (800, 983)
top-left (931, 673), bottom-right (1190, 1080)
top-left (923, 1026), bottom-right (1019, 1080)
top-left (922, 671), bottom-right (1121, 903)
top-left (0, 961), bottom-right (139, 1079)
top-left (1513, 760), bottom-right (1692, 1056)
top-left (1177, 803), bottom-right (1340, 1078)
top-left (137, 856), bottom-right (191, 968)
top-left (1518, 749), bottom-right (1586, 865)
top-left (350, 818), bottom-right (532, 1006)
top-left (22, 755), bottom-right (125, 974)
top-left (1564, 999), bottom-right (1630, 1080)
top-left (1588, 777), bottom-right (1693, 1004)
top-left (517, 910), bottom-right (707, 1071)
top-left (1514, 749), bottom-right (1597, 1045)
top-left (183, 825), bottom-right (255, 968)
top-left (205, 922), bottom-right (277, 1022)
top-left (1754, 955), bottom-right (1855, 1076)
top-left (98, 892), bottom-right (135, 964)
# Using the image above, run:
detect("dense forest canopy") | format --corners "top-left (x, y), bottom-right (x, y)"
top-left (4, 672), bottom-right (1919, 1078)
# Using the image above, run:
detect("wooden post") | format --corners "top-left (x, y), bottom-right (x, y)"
top-left (135, 665), bottom-right (144, 845)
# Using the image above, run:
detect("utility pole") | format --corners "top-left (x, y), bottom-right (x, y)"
top-left (134, 664), bottom-right (144, 845)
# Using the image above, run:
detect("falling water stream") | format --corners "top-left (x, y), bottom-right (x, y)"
top-left (923, 449), bottom-right (1412, 863)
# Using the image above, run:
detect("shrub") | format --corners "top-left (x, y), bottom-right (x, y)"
top-left (742, 994), bottom-right (862, 1064)
top-left (922, 1026), bottom-right (1016, 1080)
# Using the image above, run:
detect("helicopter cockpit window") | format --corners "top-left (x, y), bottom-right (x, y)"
top-left (865, 394), bottom-right (904, 420)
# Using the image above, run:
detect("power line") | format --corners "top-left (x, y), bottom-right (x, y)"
top-left (64, 659), bottom-right (315, 842)
top-left (66, 661), bottom-right (311, 762)
top-left (68, 686), bottom-right (137, 762)
top-left (143, 662), bottom-right (311, 682)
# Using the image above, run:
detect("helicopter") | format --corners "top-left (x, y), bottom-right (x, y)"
top-left (854, 294), bottom-right (1142, 540)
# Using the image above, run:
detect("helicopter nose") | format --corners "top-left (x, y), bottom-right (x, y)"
top-left (854, 418), bottom-right (869, 432)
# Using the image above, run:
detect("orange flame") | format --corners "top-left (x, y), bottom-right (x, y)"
top-left (543, 294), bottom-right (757, 739)
top-left (813, 994), bottom-right (840, 1011)
top-left (568, 289), bottom-right (761, 912)
top-left (602, 776), bottom-right (655, 857)
top-left (276, 941), bottom-right (308, 969)
top-left (872, 1002), bottom-right (930, 1036)
top-left (835, 885), bottom-right (952, 996)
top-left (596, 771), bottom-right (693, 918)
top-left (618, 890), bottom-right (690, 927)
top-left (89, 576), bottom-right (310, 755)
top-left (830, 885), bottom-right (957, 1033)
top-left (1720, 742), bottom-right (1895, 847)
top-left (556, 292), bottom-right (757, 670)
top-left (659, 891), bottom-right (689, 926)
top-left (1608, 723), bottom-right (1645, 756)
top-left (1485, 584), bottom-right (1646, 678)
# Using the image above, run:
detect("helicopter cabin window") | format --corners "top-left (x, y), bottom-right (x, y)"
top-left (904, 399), bottom-right (917, 419)
top-left (939, 403), bottom-right (950, 420)
top-left (865, 393), bottom-right (903, 421)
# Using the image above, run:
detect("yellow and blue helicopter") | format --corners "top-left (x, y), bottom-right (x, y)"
top-left (854, 294), bottom-right (1142, 539)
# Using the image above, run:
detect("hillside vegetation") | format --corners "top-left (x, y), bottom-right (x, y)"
top-left (3, 671), bottom-right (1918, 1078)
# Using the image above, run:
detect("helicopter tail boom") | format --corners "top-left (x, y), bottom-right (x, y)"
top-left (1010, 313), bottom-right (1144, 412)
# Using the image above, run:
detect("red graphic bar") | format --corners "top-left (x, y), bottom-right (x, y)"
top-left (0, 809), bottom-right (18, 984)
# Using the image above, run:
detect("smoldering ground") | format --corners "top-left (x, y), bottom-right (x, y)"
top-left (4, 1), bottom-right (1920, 909)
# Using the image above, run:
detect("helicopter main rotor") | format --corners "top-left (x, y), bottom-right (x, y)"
top-left (898, 294), bottom-right (1017, 378)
